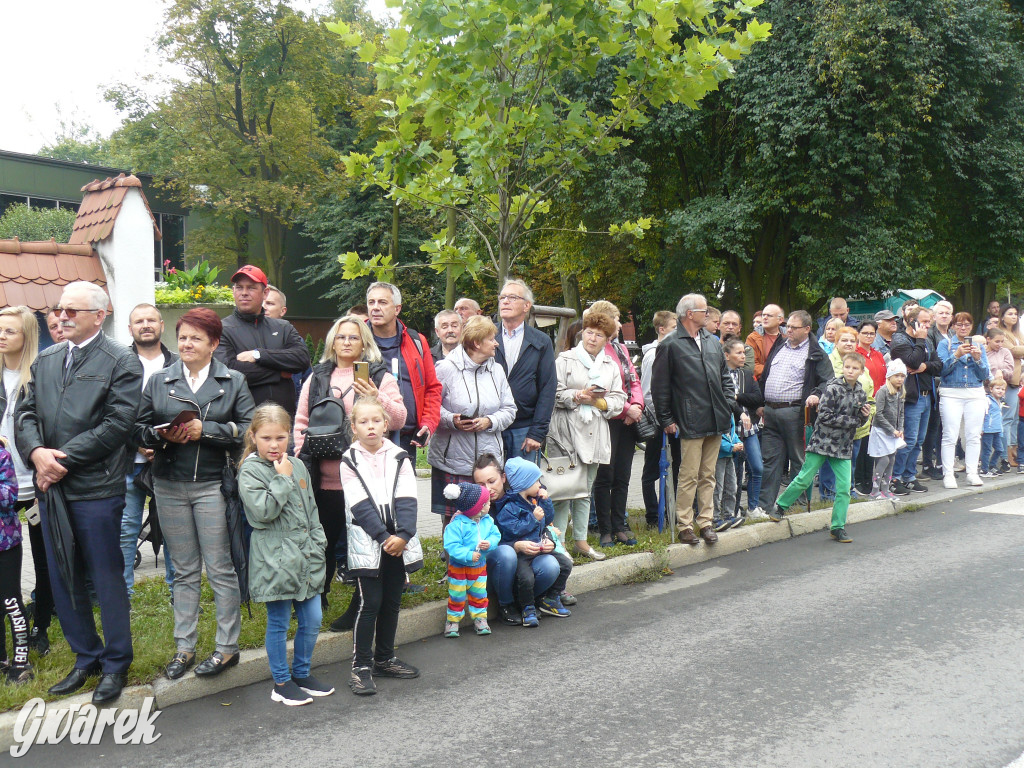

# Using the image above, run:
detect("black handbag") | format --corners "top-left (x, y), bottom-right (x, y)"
top-left (632, 406), bottom-right (660, 441)
top-left (302, 385), bottom-right (352, 459)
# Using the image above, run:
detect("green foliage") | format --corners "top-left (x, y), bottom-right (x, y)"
top-left (304, 333), bottom-right (325, 364)
top-left (155, 285), bottom-right (233, 304)
top-left (331, 0), bottom-right (770, 291)
top-left (164, 260), bottom-right (221, 290)
top-left (0, 204), bottom-right (76, 243)
top-left (38, 115), bottom-right (130, 168)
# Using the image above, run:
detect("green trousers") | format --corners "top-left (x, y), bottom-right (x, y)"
top-left (775, 452), bottom-right (851, 531)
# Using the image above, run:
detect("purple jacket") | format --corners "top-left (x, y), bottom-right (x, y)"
top-left (0, 447), bottom-right (20, 553)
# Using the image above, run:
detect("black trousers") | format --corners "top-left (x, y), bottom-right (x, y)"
top-left (352, 552), bottom-right (406, 669)
top-left (641, 434), bottom-right (681, 523)
top-left (20, 502), bottom-right (53, 631)
top-left (0, 544), bottom-right (29, 668)
top-left (313, 487), bottom-right (346, 592)
top-left (593, 419), bottom-right (636, 536)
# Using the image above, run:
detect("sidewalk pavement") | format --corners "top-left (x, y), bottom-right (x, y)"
top-left (19, 450), bottom-right (655, 598)
top-left (2, 469), bottom-right (1019, 747)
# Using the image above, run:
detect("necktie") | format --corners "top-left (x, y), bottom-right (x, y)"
top-left (64, 346), bottom-right (78, 385)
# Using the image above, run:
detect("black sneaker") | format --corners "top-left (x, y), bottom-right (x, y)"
top-left (373, 657), bottom-right (420, 679)
top-left (271, 679), bottom-right (313, 706)
top-left (906, 480), bottom-right (928, 493)
top-left (329, 613), bottom-right (355, 633)
top-left (498, 603), bottom-right (523, 625)
top-left (27, 626), bottom-right (49, 657)
top-left (713, 517), bottom-right (731, 532)
top-left (293, 674), bottom-right (335, 697)
top-left (891, 481), bottom-right (911, 496)
top-left (830, 527), bottom-right (853, 543)
top-left (4, 665), bottom-right (33, 685)
top-left (925, 466), bottom-right (944, 480)
top-left (349, 666), bottom-right (376, 696)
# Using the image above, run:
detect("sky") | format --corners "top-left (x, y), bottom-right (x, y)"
top-left (1, 0), bottom-right (392, 156)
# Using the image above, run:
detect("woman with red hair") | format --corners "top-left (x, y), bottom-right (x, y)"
top-left (133, 308), bottom-right (256, 681)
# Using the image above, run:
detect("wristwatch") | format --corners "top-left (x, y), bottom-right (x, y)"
top-left (251, 350), bottom-right (261, 360)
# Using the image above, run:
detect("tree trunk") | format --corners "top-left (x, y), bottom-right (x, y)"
top-left (390, 199), bottom-right (400, 262)
top-left (560, 272), bottom-right (581, 316)
top-left (233, 218), bottom-right (249, 270)
top-left (445, 208), bottom-right (457, 309)
top-left (261, 216), bottom-right (284, 287)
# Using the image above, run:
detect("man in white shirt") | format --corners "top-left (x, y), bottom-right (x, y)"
top-left (122, 304), bottom-right (178, 597)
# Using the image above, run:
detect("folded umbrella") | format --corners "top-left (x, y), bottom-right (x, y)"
top-left (43, 483), bottom-right (80, 610)
top-left (220, 462), bottom-right (252, 617)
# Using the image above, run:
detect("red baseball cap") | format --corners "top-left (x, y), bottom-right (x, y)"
top-left (230, 265), bottom-right (268, 286)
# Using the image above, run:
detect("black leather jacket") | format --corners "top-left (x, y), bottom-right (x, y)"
top-left (16, 333), bottom-right (143, 501)
top-left (132, 358), bottom-right (255, 482)
top-left (651, 325), bottom-right (737, 439)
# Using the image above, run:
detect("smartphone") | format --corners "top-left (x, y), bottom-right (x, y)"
top-left (590, 386), bottom-right (608, 395)
top-left (460, 414), bottom-right (476, 421)
top-left (354, 360), bottom-right (369, 384)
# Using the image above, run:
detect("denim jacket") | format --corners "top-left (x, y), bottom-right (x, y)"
top-left (983, 394), bottom-right (1004, 434)
top-left (937, 337), bottom-right (990, 389)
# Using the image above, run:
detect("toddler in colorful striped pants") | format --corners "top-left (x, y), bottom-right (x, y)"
top-left (442, 482), bottom-right (501, 638)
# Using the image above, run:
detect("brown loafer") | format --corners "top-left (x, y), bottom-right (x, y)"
top-left (678, 528), bottom-right (700, 545)
top-left (700, 526), bottom-right (718, 544)
top-left (194, 651), bottom-right (239, 677)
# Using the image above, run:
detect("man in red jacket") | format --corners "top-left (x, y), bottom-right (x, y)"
top-left (366, 282), bottom-right (442, 460)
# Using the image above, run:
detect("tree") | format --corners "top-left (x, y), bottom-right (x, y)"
top-left (0, 204), bottom-right (76, 243)
top-left (112, 0), bottom-right (344, 285)
top-left (332, 0), bottom-right (770, 292)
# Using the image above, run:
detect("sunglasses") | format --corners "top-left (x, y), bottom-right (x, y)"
top-left (54, 306), bottom-right (100, 319)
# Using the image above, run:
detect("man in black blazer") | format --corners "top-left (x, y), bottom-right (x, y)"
top-left (493, 279), bottom-right (556, 464)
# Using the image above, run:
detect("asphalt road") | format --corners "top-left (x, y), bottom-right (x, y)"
top-left (19, 483), bottom-right (1024, 768)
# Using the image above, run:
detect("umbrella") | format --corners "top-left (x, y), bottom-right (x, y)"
top-left (133, 463), bottom-right (165, 563)
top-left (220, 462), bottom-right (252, 617)
top-left (43, 483), bottom-right (80, 610)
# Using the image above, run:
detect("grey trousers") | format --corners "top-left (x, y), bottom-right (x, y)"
top-left (553, 463), bottom-right (600, 543)
top-left (714, 455), bottom-right (737, 517)
top-left (761, 405), bottom-right (807, 509)
top-left (154, 478), bottom-right (241, 655)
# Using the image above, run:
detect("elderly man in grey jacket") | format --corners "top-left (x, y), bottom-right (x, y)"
top-left (652, 294), bottom-right (737, 545)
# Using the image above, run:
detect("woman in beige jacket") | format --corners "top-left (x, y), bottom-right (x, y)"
top-left (548, 312), bottom-right (626, 559)
top-left (997, 304), bottom-right (1024, 466)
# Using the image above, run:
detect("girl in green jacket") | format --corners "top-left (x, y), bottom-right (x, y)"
top-left (239, 404), bottom-right (331, 707)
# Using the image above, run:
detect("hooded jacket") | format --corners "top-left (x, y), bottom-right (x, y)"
top-left (340, 438), bottom-right (423, 577)
top-left (375, 319), bottom-right (442, 435)
top-left (494, 492), bottom-right (554, 548)
top-left (805, 377), bottom-right (868, 459)
top-left (428, 346), bottom-right (517, 475)
top-left (237, 453), bottom-right (327, 602)
top-left (442, 511), bottom-right (501, 567)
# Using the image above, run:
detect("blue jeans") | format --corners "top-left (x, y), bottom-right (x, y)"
top-left (122, 464), bottom-right (175, 596)
top-left (894, 393), bottom-right (931, 483)
top-left (502, 426), bottom-right (539, 464)
top-left (980, 432), bottom-right (1004, 473)
top-left (736, 433), bottom-right (763, 510)
top-left (485, 544), bottom-right (518, 606)
top-left (514, 553), bottom-right (560, 607)
top-left (265, 596), bottom-right (322, 684)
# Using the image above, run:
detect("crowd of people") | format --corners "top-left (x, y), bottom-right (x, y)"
top-left (0, 269), bottom-right (1016, 708)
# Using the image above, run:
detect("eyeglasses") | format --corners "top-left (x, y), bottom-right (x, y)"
top-left (689, 308), bottom-right (709, 315)
top-left (498, 294), bottom-right (527, 303)
top-left (54, 307), bottom-right (100, 319)
top-left (787, 325), bottom-right (807, 331)
top-left (859, 331), bottom-right (877, 337)
top-left (334, 335), bottom-right (362, 343)
top-left (954, 321), bottom-right (972, 327)
top-left (0, 329), bottom-right (22, 338)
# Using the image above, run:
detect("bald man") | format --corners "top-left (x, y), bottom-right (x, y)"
top-left (453, 298), bottom-right (483, 323)
top-left (746, 304), bottom-right (784, 380)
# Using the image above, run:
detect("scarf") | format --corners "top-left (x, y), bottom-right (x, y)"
top-left (574, 342), bottom-right (607, 423)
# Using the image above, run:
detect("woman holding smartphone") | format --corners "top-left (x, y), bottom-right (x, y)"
top-left (936, 312), bottom-right (991, 489)
top-left (294, 315), bottom-right (406, 605)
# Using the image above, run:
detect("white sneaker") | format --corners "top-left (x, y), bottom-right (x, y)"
top-left (747, 506), bottom-right (770, 520)
top-left (943, 475), bottom-right (958, 489)
top-left (966, 475), bottom-right (983, 486)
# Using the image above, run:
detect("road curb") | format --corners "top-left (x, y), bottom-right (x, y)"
top-left (1, 473), bottom-right (1018, 751)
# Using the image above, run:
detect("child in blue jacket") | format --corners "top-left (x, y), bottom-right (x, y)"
top-left (442, 482), bottom-right (501, 638)
top-left (494, 458), bottom-right (573, 627)
top-left (713, 417), bottom-right (744, 531)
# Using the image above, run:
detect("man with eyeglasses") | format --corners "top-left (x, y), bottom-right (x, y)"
top-left (747, 304), bottom-right (785, 380)
top-left (215, 265), bottom-right (310, 417)
top-left (759, 309), bottom-right (834, 519)
top-left (16, 281), bottom-right (143, 704)
top-left (494, 279), bottom-right (556, 463)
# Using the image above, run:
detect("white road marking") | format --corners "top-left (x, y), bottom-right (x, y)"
top-left (1003, 749), bottom-right (1024, 767)
top-left (970, 499), bottom-right (1024, 516)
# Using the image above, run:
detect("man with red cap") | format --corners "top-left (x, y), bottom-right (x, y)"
top-left (215, 265), bottom-right (310, 416)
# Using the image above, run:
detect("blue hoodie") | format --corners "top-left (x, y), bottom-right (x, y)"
top-left (494, 492), bottom-right (554, 547)
top-left (719, 416), bottom-right (741, 459)
top-left (443, 512), bottom-right (501, 567)
top-left (983, 394), bottom-right (1004, 434)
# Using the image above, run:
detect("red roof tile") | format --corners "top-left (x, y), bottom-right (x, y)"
top-left (69, 173), bottom-right (161, 246)
top-left (0, 238), bottom-right (108, 312)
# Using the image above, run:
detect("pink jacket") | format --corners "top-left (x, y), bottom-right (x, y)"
top-left (987, 346), bottom-right (1014, 383)
top-left (294, 366), bottom-right (407, 490)
top-left (604, 341), bottom-right (644, 420)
